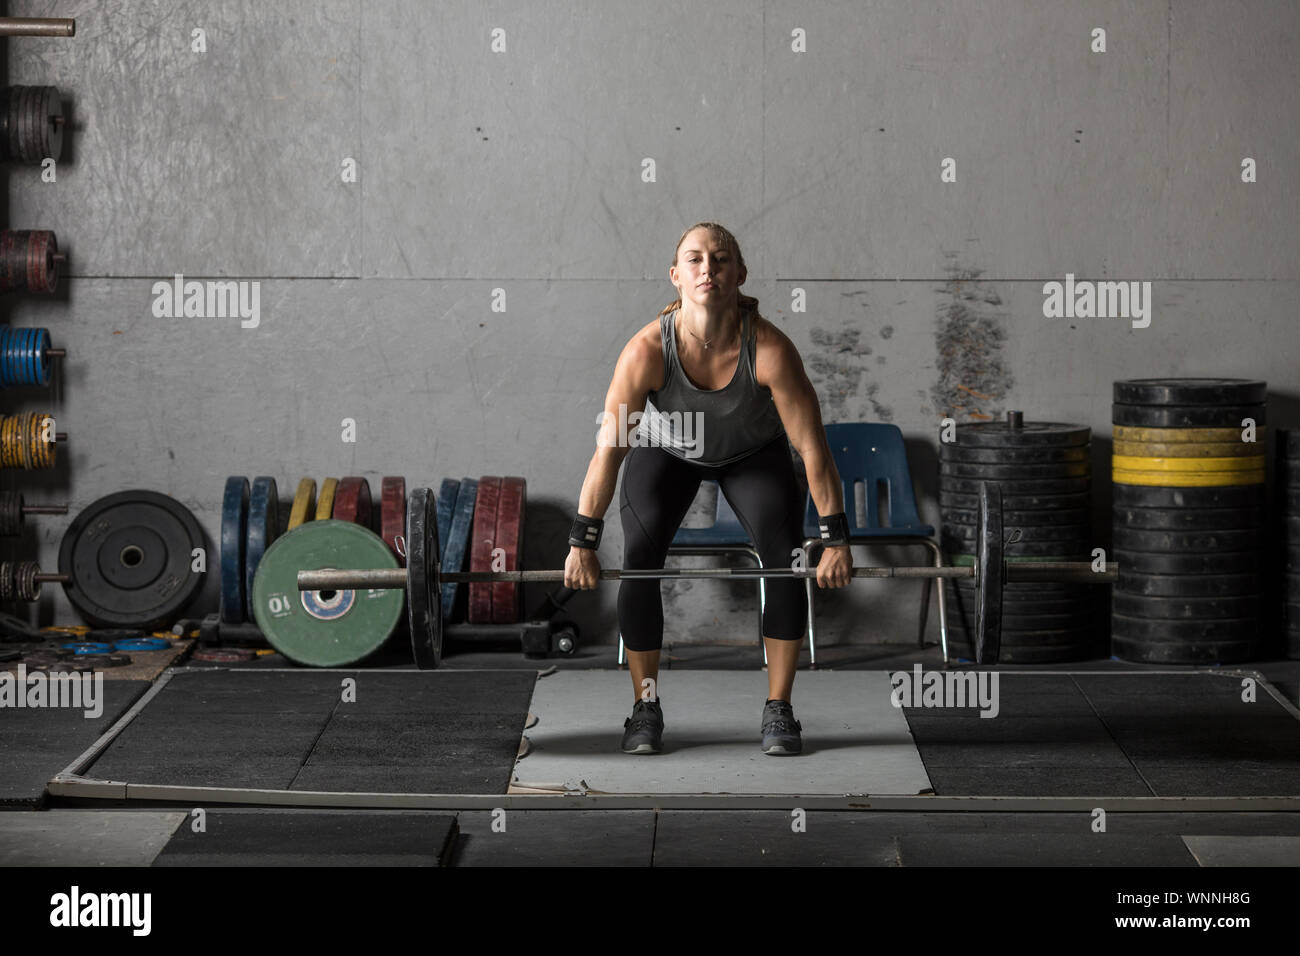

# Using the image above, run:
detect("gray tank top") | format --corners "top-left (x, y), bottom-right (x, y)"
top-left (639, 307), bottom-right (786, 466)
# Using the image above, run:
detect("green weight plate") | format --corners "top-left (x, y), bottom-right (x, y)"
top-left (251, 520), bottom-right (402, 668)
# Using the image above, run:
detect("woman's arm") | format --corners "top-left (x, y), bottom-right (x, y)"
top-left (565, 324), bottom-right (663, 588)
top-left (755, 320), bottom-right (852, 588)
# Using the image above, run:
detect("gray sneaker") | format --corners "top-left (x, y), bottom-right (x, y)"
top-left (761, 699), bottom-right (803, 755)
top-left (621, 698), bottom-right (664, 754)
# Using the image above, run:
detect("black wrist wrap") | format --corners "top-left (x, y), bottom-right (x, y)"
top-left (569, 514), bottom-right (604, 549)
top-left (819, 512), bottom-right (850, 546)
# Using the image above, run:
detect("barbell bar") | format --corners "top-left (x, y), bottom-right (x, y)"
top-left (293, 483), bottom-right (1117, 668)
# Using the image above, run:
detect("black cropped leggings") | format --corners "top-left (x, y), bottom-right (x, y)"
top-left (618, 434), bottom-right (809, 651)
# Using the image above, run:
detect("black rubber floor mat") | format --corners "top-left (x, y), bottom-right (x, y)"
top-left (0, 679), bottom-right (150, 806)
top-left (82, 670), bottom-right (536, 795)
top-left (153, 809), bottom-right (457, 866)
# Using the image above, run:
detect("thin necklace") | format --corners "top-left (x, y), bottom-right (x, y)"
top-left (679, 312), bottom-right (737, 351)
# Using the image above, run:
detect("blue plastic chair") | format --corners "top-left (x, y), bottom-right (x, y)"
top-left (617, 481), bottom-right (767, 665)
top-left (801, 423), bottom-right (950, 663)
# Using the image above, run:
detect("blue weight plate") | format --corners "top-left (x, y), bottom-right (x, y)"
top-left (113, 637), bottom-right (170, 652)
top-left (220, 477), bottom-right (249, 623)
top-left (439, 477), bottom-right (477, 620)
top-left (34, 328), bottom-right (51, 386)
top-left (62, 642), bottom-right (113, 655)
top-left (245, 476), bottom-right (279, 621)
top-left (436, 477), bottom-right (459, 565)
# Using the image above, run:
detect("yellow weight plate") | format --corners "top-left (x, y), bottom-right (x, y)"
top-left (288, 478), bottom-right (317, 530)
top-left (315, 478), bottom-right (338, 520)
top-left (1112, 454), bottom-right (1266, 473)
top-left (1112, 469), bottom-right (1265, 487)
top-left (1111, 425), bottom-right (1265, 443)
top-left (1112, 440), bottom-right (1264, 458)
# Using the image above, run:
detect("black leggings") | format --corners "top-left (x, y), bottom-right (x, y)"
top-left (618, 434), bottom-right (808, 651)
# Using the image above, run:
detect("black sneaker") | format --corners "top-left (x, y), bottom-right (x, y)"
top-left (761, 699), bottom-right (802, 755)
top-left (621, 698), bottom-right (664, 754)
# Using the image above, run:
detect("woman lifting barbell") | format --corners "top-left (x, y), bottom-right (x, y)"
top-left (564, 221), bottom-right (853, 755)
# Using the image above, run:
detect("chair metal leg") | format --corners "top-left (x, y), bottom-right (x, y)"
top-left (916, 538), bottom-right (951, 666)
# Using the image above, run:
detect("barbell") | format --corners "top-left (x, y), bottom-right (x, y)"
top-left (294, 483), bottom-right (1116, 667)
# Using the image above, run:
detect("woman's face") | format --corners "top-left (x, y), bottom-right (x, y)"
top-left (669, 229), bottom-right (746, 310)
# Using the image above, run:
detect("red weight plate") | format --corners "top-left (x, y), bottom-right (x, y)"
top-left (468, 477), bottom-right (502, 624)
top-left (333, 477), bottom-right (373, 528)
top-left (490, 477), bottom-right (526, 623)
top-left (381, 477), bottom-right (407, 565)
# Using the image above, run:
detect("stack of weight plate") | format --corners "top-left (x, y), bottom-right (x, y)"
top-left (1111, 379), bottom-right (1267, 663)
top-left (940, 412), bottom-right (1095, 663)
top-left (1281, 429), bottom-right (1300, 659)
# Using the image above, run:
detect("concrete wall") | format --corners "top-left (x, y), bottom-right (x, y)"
top-left (5, 0), bottom-right (1298, 648)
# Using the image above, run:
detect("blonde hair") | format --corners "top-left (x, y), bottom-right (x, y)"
top-left (658, 221), bottom-right (761, 319)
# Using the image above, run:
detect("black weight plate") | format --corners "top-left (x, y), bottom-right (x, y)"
top-left (996, 627), bottom-right (1094, 645)
top-left (974, 482), bottom-right (1002, 665)
top-left (950, 421), bottom-right (1091, 448)
top-left (939, 445), bottom-right (1090, 464)
top-left (1286, 571), bottom-right (1300, 592)
top-left (1109, 635), bottom-right (1257, 664)
top-left (940, 460), bottom-right (1090, 480)
top-left (244, 477), bottom-right (279, 622)
top-left (942, 507), bottom-right (1089, 527)
top-left (1000, 613), bottom-right (1089, 631)
top-left (1111, 527), bottom-right (1262, 552)
top-left (1286, 489), bottom-right (1300, 512)
top-left (1112, 403), bottom-right (1266, 428)
top-left (940, 491), bottom-right (1091, 512)
top-left (1113, 506), bottom-right (1263, 531)
top-left (1114, 549), bottom-right (1260, 575)
top-left (1286, 515), bottom-right (1300, 537)
top-left (1111, 483), bottom-right (1266, 509)
top-left (1287, 551), bottom-right (1300, 574)
top-left (59, 490), bottom-right (205, 630)
top-left (1283, 429), bottom-right (1300, 458)
top-left (1113, 379), bottom-right (1267, 406)
top-left (1282, 604), bottom-right (1300, 627)
top-left (83, 628), bottom-right (146, 643)
top-left (1110, 614), bottom-right (1259, 640)
top-left (407, 487), bottom-right (441, 669)
top-left (1286, 629), bottom-right (1300, 660)
top-left (1117, 571), bottom-right (1260, 597)
top-left (220, 477), bottom-right (249, 624)
top-left (954, 582), bottom-right (1091, 602)
top-left (1112, 593), bottom-right (1261, 620)
top-left (1000, 644), bottom-right (1095, 664)
top-left (940, 476), bottom-right (1091, 497)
